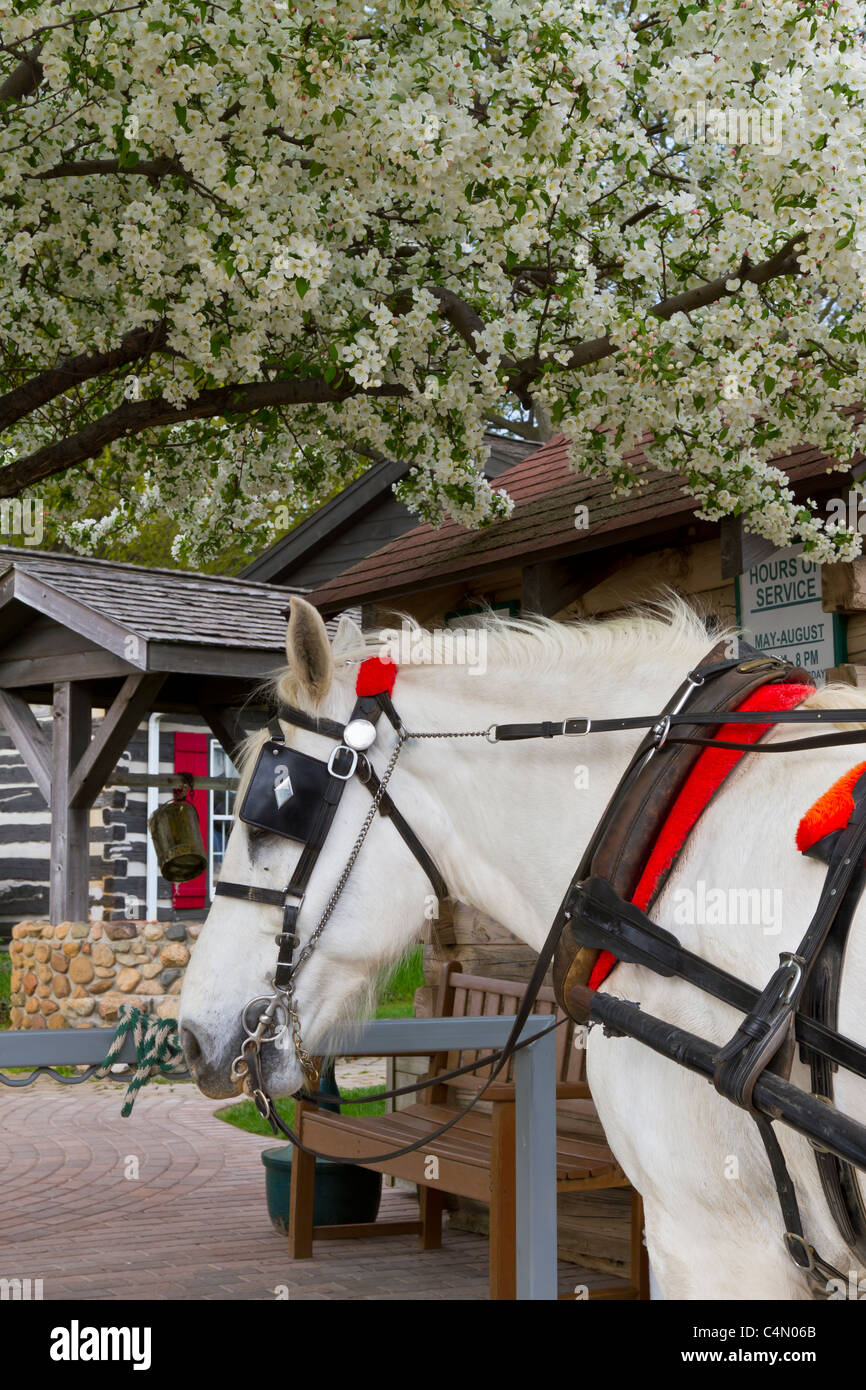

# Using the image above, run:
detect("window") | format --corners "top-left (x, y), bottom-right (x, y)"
top-left (209, 740), bottom-right (238, 901)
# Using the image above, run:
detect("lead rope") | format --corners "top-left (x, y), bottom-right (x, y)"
top-left (96, 1004), bottom-right (187, 1116)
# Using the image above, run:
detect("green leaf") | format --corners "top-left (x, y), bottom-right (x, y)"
top-left (296, 277), bottom-right (310, 299)
top-left (835, 225), bottom-right (855, 251)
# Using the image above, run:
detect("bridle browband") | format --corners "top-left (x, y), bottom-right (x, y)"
top-left (212, 650), bottom-right (866, 1217)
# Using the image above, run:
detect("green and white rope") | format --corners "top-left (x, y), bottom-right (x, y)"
top-left (97, 1005), bottom-right (187, 1116)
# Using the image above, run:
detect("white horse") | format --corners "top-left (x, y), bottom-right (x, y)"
top-left (179, 596), bottom-right (866, 1300)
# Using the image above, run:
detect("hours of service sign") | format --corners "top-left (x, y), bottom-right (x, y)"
top-left (736, 544), bottom-right (845, 681)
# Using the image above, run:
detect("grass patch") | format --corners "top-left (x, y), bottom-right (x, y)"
top-left (375, 946), bottom-right (424, 1019)
top-left (0, 950), bottom-right (10, 1029)
top-left (217, 1086), bottom-right (385, 1138)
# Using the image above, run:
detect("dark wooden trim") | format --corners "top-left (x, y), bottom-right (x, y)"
top-left (12, 569), bottom-right (149, 665)
top-left (198, 703), bottom-right (248, 766)
top-left (0, 688), bottom-right (51, 804)
top-left (521, 556), bottom-right (622, 617)
top-left (239, 459), bottom-right (407, 583)
top-left (68, 672), bottom-right (166, 808)
top-left (719, 516), bottom-right (778, 581)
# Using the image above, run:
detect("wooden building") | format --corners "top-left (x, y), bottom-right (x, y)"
top-left (0, 435), bottom-right (531, 936)
top-left (0, 550), bottom-right (303, 934)
top-left (304, 430), bottom-right (866, 984)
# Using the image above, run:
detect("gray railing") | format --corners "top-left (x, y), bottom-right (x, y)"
top-left (0, 1014), bottom-right (558, 1300)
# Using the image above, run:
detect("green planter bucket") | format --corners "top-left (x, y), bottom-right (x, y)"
top-left (261, 1147), bottom-right (382, 1233)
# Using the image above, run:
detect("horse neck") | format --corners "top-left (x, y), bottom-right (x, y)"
top-left (395, 628), bottom-right (712, 952)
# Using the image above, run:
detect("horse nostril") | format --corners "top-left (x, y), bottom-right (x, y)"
top-left (180, 1025), bottom-right (203, 1068)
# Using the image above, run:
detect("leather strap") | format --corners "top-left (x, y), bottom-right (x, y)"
top-left (801, 830), bottom-right (866, 1264)
top-left (566, 876), bottom-right (866, 1082)
top-left (713, 776), bottom-right (866, 1110)
top-left (553, 644), bottom-right (799, 1014)
top-left (754, 1114), bottom-right (847, 1291)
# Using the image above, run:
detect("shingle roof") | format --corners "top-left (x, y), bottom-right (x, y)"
top-left (307, 433), bottom-right (858, 613)
top-left (0, 547), bottom-right (305, 651)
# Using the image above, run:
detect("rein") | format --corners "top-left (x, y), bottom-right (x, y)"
top-left (214, 648), bottom-right (866, 1207)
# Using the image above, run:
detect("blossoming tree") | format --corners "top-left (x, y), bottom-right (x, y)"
top-left (2, 0), bottom-right (866, 561)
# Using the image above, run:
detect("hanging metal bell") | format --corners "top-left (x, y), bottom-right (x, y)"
top-left (148, 790), bottom-right (207, 883)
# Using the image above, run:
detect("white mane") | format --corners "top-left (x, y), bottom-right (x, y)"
top-left (329, 595), bottom-right (719, 681)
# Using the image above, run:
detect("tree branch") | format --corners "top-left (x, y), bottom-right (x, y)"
top-left (508, 233), bottom-right (808, 391)
top-left (428, 286), bottom-right (489, 359)
top-left (0, 322), bottom-right (168, 432)
top-left (0, 376), bottom-right (408, 496)
top-left (29, 155), bottom-right (180, 180)
top-left (0, 47), bottom-right (43, 103)
top-left (484, 412), bottom-right (542, 441)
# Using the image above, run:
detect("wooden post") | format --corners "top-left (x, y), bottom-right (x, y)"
top-left (50, 682), bottom-right (92, 924)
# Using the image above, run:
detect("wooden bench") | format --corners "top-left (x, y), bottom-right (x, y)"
top-left (289, 963), bottom-right (649, 1300)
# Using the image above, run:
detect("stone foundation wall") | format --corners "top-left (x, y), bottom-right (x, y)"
top-left (7, 919), bottom-right (199, 1029)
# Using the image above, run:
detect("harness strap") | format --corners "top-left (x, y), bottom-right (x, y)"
top-left (493, 705), bottom-right (866, 742)
top-left (714, 777), bottom-right (866, 1111)
top-left (215, 883), bottom-right (286, 908)
top-left (566, 877), bottom-right (866, 1079)
top-left (801, 829), bottom-right (866, 1264)
top-left (754, 1114), bottom-right (848, 1291)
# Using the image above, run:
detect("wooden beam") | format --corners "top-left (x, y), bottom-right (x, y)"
top-left (105, 771), bottom-right (238, 791)
top-left (68, 672), bottom-right (166, 809)
top-left (198, 703), bottom-right (248, 767)
top-left (0, 688), bottom-right (51, 804)
top-left (49, 682), bottom-right (91, 924)
top-left (146, 641), bottom-right (283, 678)
top-left (826, 663), bottom-right (866, 686)
top-left (821, 559), bottom-right (866, 614)
top-left (521, 556), bottom-right (620, 618)
top-left (719, 516), bottom-right (778, 581)
top-left (0, 651), bottom-right (138, 687)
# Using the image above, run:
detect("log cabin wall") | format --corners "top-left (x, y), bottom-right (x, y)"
top-left (0, 714), bottom-right (216, 939)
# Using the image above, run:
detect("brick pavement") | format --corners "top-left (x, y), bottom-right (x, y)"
top-left (0, 1077), bottom-right (619, 1300)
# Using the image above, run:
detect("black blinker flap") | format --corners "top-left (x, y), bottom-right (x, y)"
top-left (239, 741), bottom-right (333, 843)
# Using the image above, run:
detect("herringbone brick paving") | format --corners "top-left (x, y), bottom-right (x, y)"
top-left (0, 1078), bottom-right (615, 1300)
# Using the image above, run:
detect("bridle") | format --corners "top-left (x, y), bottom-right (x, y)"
top-left (218, 677), bottom-right (460, 1101)
top-left (213, 648), bottom-right (866, 1260)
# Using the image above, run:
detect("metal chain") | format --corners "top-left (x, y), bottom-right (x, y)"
top-left (292, 730), bottom-right (408, 974)
top-left (240, 723), bottom-right (488, 1093)
top-left (403, 728), bottom-right (489, 739)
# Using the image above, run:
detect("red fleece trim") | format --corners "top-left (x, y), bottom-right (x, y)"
top-left (587, 682), bottom-right (814, 991)
top-left (356, 656), bottom-right (398, 697)
top-left (796, 761), bottom-right (866, 853)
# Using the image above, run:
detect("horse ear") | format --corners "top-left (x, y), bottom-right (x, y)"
top-left (285, 597), bottom-right (333, 703)
top-left (332, 611), bottom-right (363, 659)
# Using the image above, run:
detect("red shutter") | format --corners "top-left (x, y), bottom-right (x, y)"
top-left (172, 732), bottom-right (209, 910)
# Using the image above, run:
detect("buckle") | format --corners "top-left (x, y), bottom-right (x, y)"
top-left (778, 953), bottom-right (804, 1005)
top-left (327, 745), bottom-right (358, 779)
top-left (783, 1232), bottom-right (816, 1272)
top-left (562, 718), bottom-right (592, 736)
top-left (652, 715), bottom-right (671, 750)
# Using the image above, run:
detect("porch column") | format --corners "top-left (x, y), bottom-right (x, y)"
top-left (50, 681), bottom-right (92, 923)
